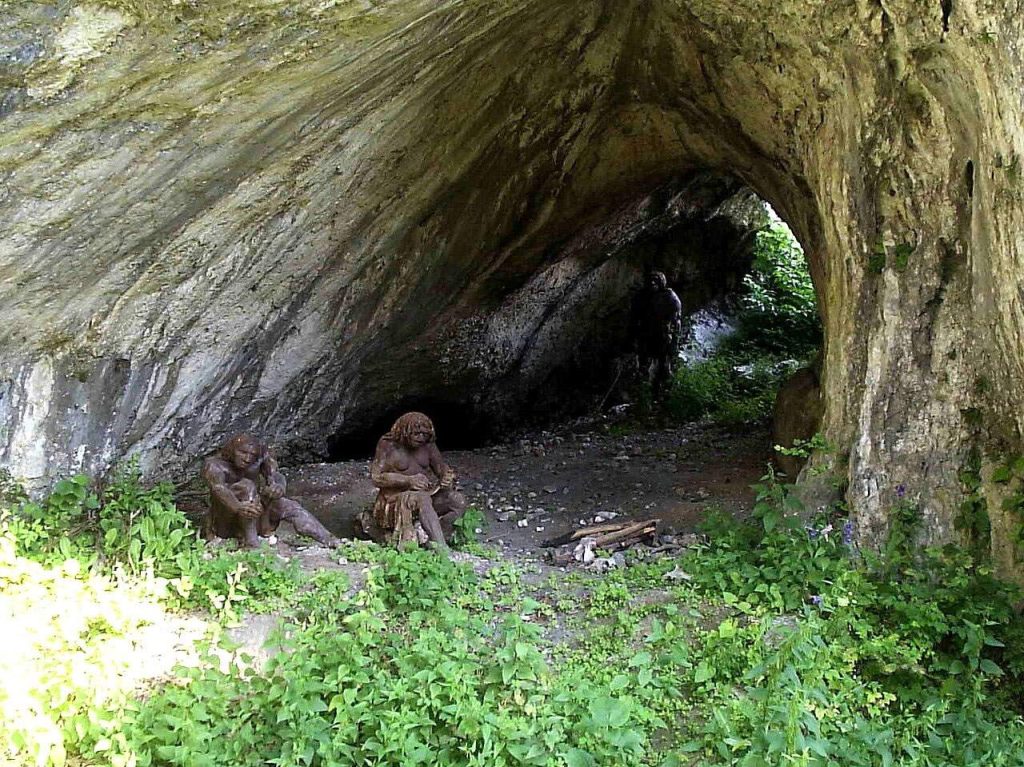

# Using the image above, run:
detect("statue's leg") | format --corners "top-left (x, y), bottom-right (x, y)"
top-left (237, 516), bottom-right (262, 548)
top-left (407, 491), bottom-right (448, 551)
top-left (653, 353), bottom-right (671, 399)
top-left (433, 490), bottom-right (467, 542)
top-left (230, 479), bottom-right (263, 547)
top-left (269, 498), bottom-right (340, 546)
top-left (638, 350), bottom-right (654, 386)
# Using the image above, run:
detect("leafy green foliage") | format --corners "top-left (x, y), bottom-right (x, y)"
top-left (990, 454), bottom-right (1024, 554)
top-left (3, 469), bottom-right (1023, 767)
top-left (680, 477), bottom-right (1024, 767)
top-left (125, 547), bottom-right (647, 767)
top-left (664, 221), bottom-right (820, 425)
top-left (453, 504), bottom-right (487, 549)
top-left (733, 223), bottom-right (821, 358)
top-left (0, 528), bottom-right (165, 767)
top-left (4, 463), bottom-right (300, 613)
top-left (666, 354), bottom-right (796, 425)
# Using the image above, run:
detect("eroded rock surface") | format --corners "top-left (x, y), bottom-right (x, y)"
top-left (2, 0), bottom-right (1024, 580)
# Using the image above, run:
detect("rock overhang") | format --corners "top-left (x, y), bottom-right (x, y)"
top-left (2, 0), bottom-right (1023, 580)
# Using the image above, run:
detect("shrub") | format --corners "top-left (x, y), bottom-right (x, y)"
top-left (666, 354), bottom-right (796, 425)
top-left (733, 223), bottom-right (821, 358)
top-left (664, 222), bottom-right (818, 425)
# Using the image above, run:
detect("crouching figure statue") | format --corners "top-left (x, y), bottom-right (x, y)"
top-left (361, 412), bottom-right (466, 553)
top-left (202, 433), bottom-right (340, 548)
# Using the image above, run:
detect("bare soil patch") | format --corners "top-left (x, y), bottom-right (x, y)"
top-left (284, 417), bottom-right (770, 558)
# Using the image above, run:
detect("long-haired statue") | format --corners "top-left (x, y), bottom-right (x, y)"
top-left (362, 412), bottom-right (466, 553)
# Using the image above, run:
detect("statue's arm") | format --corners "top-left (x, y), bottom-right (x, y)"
top-left (203, 459), bottom-right (258, 517)
top-left (669, 290), bottom-right (683, 338)
top-left (260, 453), bottom-right (287, 498)
top-left (370, 441), bottom-right (424, 491)
top-left (428, 444), bottom-right (456, 487)
top-left (427, 443), bottom-right (448, 476)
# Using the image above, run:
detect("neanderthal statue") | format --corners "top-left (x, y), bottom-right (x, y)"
top-left (361, 411), bottom-right (467, 553)
top-left (202, 433), bottom-right (340, 548)
top-left (630, 270), bottom-right (683, 399)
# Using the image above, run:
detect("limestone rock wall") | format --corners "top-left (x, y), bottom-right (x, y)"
top-left (2, 0), bottom-right (1023, 580)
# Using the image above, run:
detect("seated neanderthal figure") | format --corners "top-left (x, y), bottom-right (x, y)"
top-left (366, 412), bottom-right (466, 552)
top-left (202, 434), bottom-right (340, 548)
top-left (630, 270), bottom-right (683, 399)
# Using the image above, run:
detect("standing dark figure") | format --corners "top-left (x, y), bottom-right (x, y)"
top-left (366, 411), bottom-right (467, 553)
top-left (630, 270), bottom-right (683, 399)
top-left (202, 434), bottom-right (340, 548)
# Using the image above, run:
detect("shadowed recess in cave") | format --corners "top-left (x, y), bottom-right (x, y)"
top-left (326, 175), bottom-right (823, 461)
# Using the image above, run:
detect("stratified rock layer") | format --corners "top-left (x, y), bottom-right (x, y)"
top-left (2, 0), bottom-right (1023, 580)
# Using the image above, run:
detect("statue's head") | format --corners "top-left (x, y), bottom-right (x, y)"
top-left (222, 433), bottom-right (263, 470)
top-left (387, 411), bottom-right (435, 448)
top-left (648, 271), bottom-right (668, 290)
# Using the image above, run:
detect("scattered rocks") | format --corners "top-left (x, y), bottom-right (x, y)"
top-left (572, 537), bottom-right (597, 565)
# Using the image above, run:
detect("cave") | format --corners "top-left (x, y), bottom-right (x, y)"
top-left (323, 171), bottom-right (782, 459)
top-left (2, 0), bottom-right (1023, 583)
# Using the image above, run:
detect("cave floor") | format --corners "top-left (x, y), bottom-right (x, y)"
top-left (286, 416), bottom-right (771, 560)
top-left (185, 416), bottom-right (772, 667)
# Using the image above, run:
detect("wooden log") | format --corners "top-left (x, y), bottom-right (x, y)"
top-left (592, 520), bottom-right (659, 548)
top-left (541, 522), bottom-right (630, 547)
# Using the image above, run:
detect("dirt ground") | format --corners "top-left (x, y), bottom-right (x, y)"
top-left (281, 415), bottom-right (772, 559)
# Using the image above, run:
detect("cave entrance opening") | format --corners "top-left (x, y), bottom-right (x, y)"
top-left (327, 172), bottom-right (823, 470)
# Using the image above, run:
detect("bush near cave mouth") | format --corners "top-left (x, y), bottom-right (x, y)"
top-left (668, 222), bottom-right (822, 425)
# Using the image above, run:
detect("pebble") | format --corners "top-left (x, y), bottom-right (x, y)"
top-left (517, 519), bottom-right (529, 528)
top-left (664, 567), bottom-right (692, 582)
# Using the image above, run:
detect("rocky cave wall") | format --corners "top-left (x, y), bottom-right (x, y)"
top-left (2, 0), bottom-right (1024, 580)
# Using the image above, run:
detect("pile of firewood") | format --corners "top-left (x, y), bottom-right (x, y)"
top-left (543, 519), bottom-right (660, 566)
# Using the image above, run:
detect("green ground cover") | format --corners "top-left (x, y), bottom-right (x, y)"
top-left (3, 469), bottom-right (1022, 767)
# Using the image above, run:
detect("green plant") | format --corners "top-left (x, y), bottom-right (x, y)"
top-left (893, 242), bottom-right (915, 271)
top-left (666, 354), bottom-right (794, 425)
top-left (5, 468), bottom-right (1024, 767)
top-left (185, 548), bottom-right (302, 618)
top-left (0, 524), bottom-right (172, 767)
top-left (775, 432), bottom-right (831, 460)
top-left (869, 240), bottom-right (888, 274)
top-left (655, 220), bottom-right (820, 428)
top-left (991, 455), bottom-right (1024, 554)
top-left (733, 223), bottom-right (821, 357)
top-left (453, 505), bottom-right (486, 548)
top-left (957, 449), bottom-right (992, 561)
